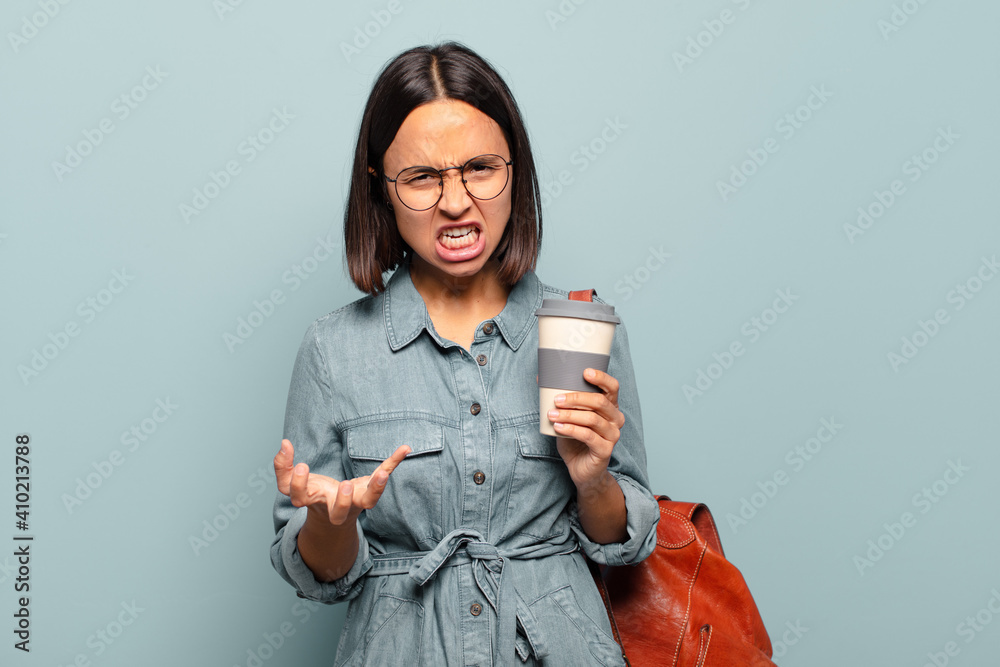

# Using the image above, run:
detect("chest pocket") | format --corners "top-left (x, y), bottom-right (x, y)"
top-left (503, 420), bottom-right (574, 540)
top-left (345, 418), bottom-right (444, 548)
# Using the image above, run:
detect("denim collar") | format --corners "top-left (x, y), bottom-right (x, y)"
top-left (383, 255), bottom-right (542, 353)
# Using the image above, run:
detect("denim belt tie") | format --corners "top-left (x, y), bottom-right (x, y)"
top-left (369, 528), bottom-right (549, 663)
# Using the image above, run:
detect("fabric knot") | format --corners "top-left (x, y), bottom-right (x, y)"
top-left (404, 529), bottom-right (546, 663)
top-left (466, 541), bottom-right (501, 561)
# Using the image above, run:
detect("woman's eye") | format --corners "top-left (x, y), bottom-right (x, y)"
top-left (404, 172), bottom-right (437, 184)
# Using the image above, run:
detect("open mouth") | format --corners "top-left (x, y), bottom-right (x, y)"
top-left (439, 224), bottom-right (480, 249)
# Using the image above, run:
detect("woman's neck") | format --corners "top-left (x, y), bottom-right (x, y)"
top-left (408, 255), bottom-right (511, 316)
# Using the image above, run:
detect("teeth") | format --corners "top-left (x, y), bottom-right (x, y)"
top-left (442, 224), bottom-right (476, 238)
top-left (439, 226), bottom-right (479, 249)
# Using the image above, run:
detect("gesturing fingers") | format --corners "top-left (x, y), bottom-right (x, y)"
top-left (276, 441), bottom-right (411, 525)
top-left (288, 461), bottom-right (314, 507)
top-left (359, 445), bottom-right (411, 508)
top-left (327, 479), bottom-right (356, 526)
top-left (274, 439), bottom-right (296, 496)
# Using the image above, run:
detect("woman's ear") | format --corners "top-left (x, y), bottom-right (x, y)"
top-left (369, 166), bottom-right (393, 210)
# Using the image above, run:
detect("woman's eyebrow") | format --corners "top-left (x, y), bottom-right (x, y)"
top-left (408, 153), bottom-right (505, 169)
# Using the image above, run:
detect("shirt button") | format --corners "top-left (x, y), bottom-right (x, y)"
top-left (473, 471), bottom-right (486, 485)
top-left (482, 322), bottom-right (494, 335)
top-left (476, 354), bottom-right (487, 366)
top-left (470, 402), bottom-right (481, 415)
top-left (470, 603), bottom-right (483, 616)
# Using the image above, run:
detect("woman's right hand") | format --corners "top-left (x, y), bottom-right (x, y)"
top-left (274, 438), bottom-right (411, 528)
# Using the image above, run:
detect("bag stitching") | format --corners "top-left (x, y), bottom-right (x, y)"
top-left (671, 541), bottom-right (708, 667)
top-left (657, 506), bottom-right (696, 548)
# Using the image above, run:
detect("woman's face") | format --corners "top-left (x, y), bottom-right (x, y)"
top-left (381, 99), bottom-right (512, 285)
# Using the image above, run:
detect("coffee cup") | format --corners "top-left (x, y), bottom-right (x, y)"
top-left (534, 298), bottom-right (620, 436)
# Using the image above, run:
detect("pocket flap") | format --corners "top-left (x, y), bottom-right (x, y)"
top-left (516, 421), bottom-right (561, 460)
top-left (346, 419), bottom-right (443, 461)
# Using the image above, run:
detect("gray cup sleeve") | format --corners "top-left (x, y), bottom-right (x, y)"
top-left (537, 348), bottom-right (611, 392)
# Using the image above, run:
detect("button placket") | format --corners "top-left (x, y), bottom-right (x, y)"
top-left (449, 340), bottom-right (491, 532)
top-left (469, 332), bottom-right (493, 401)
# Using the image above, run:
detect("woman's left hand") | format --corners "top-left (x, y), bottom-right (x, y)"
top-left (547, 368), bottom-right (625, 491)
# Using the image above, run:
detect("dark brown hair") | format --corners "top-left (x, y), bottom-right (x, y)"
top-left (344, 42), bottom-right (542, 295)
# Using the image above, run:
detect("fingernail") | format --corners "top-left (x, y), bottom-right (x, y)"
top-left (547, 409), bottom-right (560, 419)
top-left (554, 395), bottom-right (565, 405)
top-left (585, 368), bottom-right (596, 378)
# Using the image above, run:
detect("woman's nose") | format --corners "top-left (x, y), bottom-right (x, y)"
top-left (437, 170), bottom-right (472, 211)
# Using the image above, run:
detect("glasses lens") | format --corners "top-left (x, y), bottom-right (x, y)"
top-left (392, 155), bottom-right (511, 210)
top-left (395, 167), bottom-right (442, 211)
top-left (463, 155), bottom-right (510, 200)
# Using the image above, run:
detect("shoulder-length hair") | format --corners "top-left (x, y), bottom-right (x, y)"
top-left (344, 42), bottom-right (542, 295)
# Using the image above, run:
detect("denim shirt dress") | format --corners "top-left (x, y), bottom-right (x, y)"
top-left (270, 256), bottom-right (659, 666)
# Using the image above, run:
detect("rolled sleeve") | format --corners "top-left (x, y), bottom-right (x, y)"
top-left (568, 310), bottom-right (659, 566)
top-left (269, 319), bottom-right (367, 603)
top-left (271, 506), bottom-right (371, 603)
top-left (569, 473), bottom-right (659, 566)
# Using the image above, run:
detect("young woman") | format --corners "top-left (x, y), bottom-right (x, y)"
top-left (270, 42), bottom-right (658, 666)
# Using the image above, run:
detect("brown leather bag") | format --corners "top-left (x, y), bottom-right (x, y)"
top-left (590, 497), bottom-right (778, 667)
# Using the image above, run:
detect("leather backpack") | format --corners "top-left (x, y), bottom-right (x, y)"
top-left (590, 496), bottom-right (777, 667)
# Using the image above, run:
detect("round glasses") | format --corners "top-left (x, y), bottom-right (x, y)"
top-left (384, 154), bottom-right (513, 211)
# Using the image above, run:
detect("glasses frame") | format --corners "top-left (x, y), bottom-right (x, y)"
top-left (383, 153), bottom-right (514, 211)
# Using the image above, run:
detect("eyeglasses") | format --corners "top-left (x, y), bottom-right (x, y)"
top-left (383, 154), bottom-right (513, 211)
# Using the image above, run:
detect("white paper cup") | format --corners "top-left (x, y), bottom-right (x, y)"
top-left (534, 298), bottom-right (620, 436)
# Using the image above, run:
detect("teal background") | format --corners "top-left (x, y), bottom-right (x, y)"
top-left (2, 1), bottom-right (999, 665)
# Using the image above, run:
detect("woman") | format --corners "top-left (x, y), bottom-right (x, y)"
top-left (270, 42), bottom-right (658, 665)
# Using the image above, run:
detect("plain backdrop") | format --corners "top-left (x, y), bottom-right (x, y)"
top-left (2, 1), bottom-right (998, 665)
